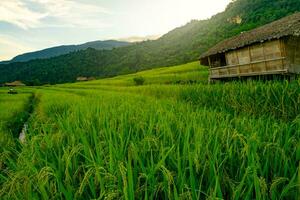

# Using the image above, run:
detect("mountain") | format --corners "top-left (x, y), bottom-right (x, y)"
top-left (0, 0), bottom-right (300, 85)
top-left (0, 40), bottom-right (130, 64)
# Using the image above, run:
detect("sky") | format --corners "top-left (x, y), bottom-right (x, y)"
top-left (0, 0), bottom-right (231, 61)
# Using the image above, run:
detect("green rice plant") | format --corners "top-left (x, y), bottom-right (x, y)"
top-left (62, 61), bottom-right (208, 87)
top-left (0, 89), bottom-right (33, 144)
top-left (0, 86), bottom-right (299, 199)
top-left (0, 62), bottom-right (300, 199)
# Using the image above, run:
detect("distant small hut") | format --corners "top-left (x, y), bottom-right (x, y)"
top-left (200, 12), bottom-right (300, 81)
top-left (76, 77), bottom-right (88, 81)
top-left (5, 81), bottom-right (26, 87)
top-left (76, 76), bottom-right (96, 82)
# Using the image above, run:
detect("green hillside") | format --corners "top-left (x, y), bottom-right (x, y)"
top-left (1, 61), bottom-right (299, 199)
top-left (62, 61), bottom-right (208, 87)
top-left (0, 40), bottom-right (130, 64)
top-left (0, 0), bottom-right (299, 85)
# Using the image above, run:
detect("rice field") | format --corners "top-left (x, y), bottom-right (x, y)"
top-left (61, 61), bottom-right (208, 88)
top-left (0, 88), bottom-right (33, 148)
top-left (0, 62), bottom-right (299, 199)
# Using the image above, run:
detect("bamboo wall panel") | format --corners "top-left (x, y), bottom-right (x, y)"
top-left (250, 44), bottom-right (264, 61)
top-left (210, 70), bottom-right (219, 77)
top-left (219, 68), bottom-right (228, 76)
top-left (239, 65), bottom-right (251, 74)
top-left (208, 38), bottom-right (300, 79)
top-left (295, 39), bottom-right (300, 65)
top-left (263, 40), bottom-right (281, 60)
top-left (226, 51), bottom-right (239, 65)
top-left (285, 36), bottom-right (300, 73)
top-left (286, 37), bottom-right (296, 64)
top-left (225, 40), bottom-right (281, 67)
top-left (210, 59), bottom-right (287, 79)
top-left (267, 60), bottom-right (284, 71)
top-left (211, 70), bottom-right (219, 77)
top-left (237, 48), bottom-right (250, 64)
top-left (228, 67), bottom-right (238, 75)
top-left (252, 62), bottom-right (266, 72)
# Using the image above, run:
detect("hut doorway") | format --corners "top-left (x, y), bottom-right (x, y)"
top-left (209, 53), bottom-right (227, 68)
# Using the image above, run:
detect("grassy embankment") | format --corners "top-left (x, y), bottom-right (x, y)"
top-left (0, 61), bottom-right (299, 199)
top-left (0, 88), bottom-right (34, 147)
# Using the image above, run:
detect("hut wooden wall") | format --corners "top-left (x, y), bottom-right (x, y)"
top-left (285, 36), bottom-right (300, 73)
top-left (225, 40), bottom-right (284, 66)
top-left (210, 39), bottom-right (288, 79)
top-left (226, 51), bottom-right (239, 66)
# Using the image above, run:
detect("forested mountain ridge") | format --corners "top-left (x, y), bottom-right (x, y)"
top-left (1, 0), bottom-right (300, 85)
top-left (0, 40), bottom-right (130, 64)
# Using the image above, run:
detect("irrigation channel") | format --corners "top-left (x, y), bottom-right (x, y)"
top-left (19, 124), bottom-right (28, 143)
top-left (15, 92), bottom-right (38, 143)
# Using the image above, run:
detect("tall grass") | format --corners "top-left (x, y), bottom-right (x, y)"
top-left (0, 62), bottom-right (299, 199)
top-left (0, 89), bottom-right (33, 146)
top-left (0, 88), bottom-right (35, 193)
top-left (0, 87), bottom-right (299, 199)
top-left (58, 79), bottom-right (300, 121)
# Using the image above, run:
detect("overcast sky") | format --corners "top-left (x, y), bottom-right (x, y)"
top-left (0, 0), bottom-right (231, 61)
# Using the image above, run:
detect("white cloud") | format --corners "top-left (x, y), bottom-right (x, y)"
top-left (0, 0), bottom-right (111, 29)
top-left (30, 0), bottom-right (112, 28)
top-left (0, 0), bottom-right (45, 29)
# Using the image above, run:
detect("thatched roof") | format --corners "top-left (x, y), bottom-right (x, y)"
top-left (76, 77), bottom-right (95, 81)
top-left (5, 81), bottom-right (25, 86)
top-left (76, 77), bottom-right (88, 81)
top-left (200, 12), bottom-right (300, 59)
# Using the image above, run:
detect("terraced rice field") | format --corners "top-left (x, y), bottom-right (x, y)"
top-left (0, 62), bottom-right (299, 199)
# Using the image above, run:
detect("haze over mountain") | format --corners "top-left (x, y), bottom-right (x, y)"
top-left (118, 35), bottom-right (162, 43)
top-left (0, 0), bottom-right (300, 85)
top-left (0, 40), bottom-right (130, 64)
top-left (0, 35), bottom-right (160, 64)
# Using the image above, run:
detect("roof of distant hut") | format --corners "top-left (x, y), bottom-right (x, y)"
top-left (200, 12), bottom-right (300, 59)
top-left (76, 77), bottom-right (96, 81)
top-left (76, 77), bottom-right (88, 81)
top-left (5, 81), bottom-right (26, 86)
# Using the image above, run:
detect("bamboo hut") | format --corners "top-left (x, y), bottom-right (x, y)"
top-left (200, 12), bottom-right (300, 81)
top-left (76, 77), bottom-right (88, 81)
top-left (5, 81), bottom-right (25, 87)
top-left (76, 77), bottom-right (95, 82)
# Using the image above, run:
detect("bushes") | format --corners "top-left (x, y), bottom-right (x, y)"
top-left (133, 76), bottom-right (145, 85)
